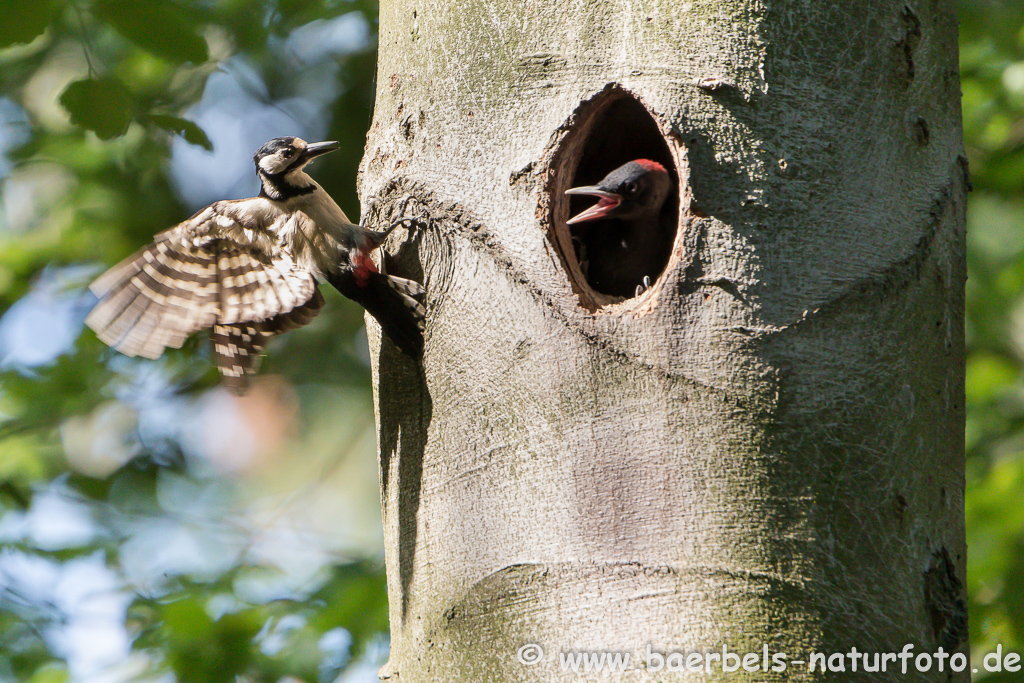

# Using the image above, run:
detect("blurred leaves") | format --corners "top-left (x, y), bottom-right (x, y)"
top-left (59, 77), bottom-right (134, 140)
top-left (161, 599), bottom-right (259, 683)
top-left (143, 114), bottom-right (213, 150)
top-left (91, 0), bottom-right (209, 65)
top-left (0, 0), bottom-right (385, 682)
top-left (961, 0), bottom-right (1024, 669)
top-left (0, 0), bottom-right (60, 48)
top-left (130, 562), bottom-right (388, 683)
top-left (961, 0), bottom-right (1024, 193)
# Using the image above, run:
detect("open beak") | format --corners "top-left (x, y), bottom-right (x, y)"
top-left (565, 186), bottom-right (622, 224)
top-left (302, 140), bottom-right (341, 161)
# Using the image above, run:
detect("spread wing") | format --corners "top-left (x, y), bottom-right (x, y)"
top-left (85, 199), bottom-right (321, 364)
top-left (211, 287), bottom-right (325, 394)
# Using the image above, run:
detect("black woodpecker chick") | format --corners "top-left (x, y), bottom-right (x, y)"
top-left (86, 137), bottom-right (425, 393)
top-left (565, 159), bottom-right (673, 298)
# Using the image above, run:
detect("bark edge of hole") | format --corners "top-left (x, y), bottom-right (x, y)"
top-left (543, 84), bottom-right (687, 312)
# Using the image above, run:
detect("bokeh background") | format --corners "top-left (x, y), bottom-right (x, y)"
top-left (0, 1), bottom-right (1022, 681)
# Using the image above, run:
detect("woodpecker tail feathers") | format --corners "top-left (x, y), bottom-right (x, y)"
top-left (327, 271), bottom-right (425, 358)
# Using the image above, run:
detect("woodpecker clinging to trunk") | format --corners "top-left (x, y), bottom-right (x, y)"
top-left (86, 136), bottom-right (425, 393)
top-left (565, 159), bottom-right (673, 298)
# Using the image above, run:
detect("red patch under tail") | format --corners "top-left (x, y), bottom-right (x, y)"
top-left (352, 249), bottom-right (379, 287)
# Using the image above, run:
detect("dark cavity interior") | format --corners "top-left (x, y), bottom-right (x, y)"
top-left (567, 96), bottom-right (678, 299)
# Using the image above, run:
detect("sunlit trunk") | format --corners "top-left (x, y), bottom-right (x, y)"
top-left (360, 1), bottom-right (967, 680)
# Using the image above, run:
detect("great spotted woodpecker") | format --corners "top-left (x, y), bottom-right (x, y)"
top-left (86, 137), bottom-right (425, 393)
top-left (565, 159), bottom-right (672, 297)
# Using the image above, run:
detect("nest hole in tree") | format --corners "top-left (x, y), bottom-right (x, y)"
top-left (548, 88), bottom-right (680, 305)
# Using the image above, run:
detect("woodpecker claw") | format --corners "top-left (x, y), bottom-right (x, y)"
top-left (634, 275), bottom-right (653, 298)
top-left (388, 210), bottom-right (427, 234)
top-left (386, 196), bottom-right (428, 235)
top-left (362, 196), bottom-right (427, 237)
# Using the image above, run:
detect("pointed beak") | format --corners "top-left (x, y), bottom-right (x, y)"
top-left (302, 141), bottom-right (341, 161)
top-left (565, 186), bottom-right (622, 225)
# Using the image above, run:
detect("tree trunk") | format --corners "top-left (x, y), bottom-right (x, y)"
top-left (359, 1), bottom-right (967, 681)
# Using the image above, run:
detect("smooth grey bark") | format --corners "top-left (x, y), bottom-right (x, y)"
top-left (359, 1), bottom-right (967, 681)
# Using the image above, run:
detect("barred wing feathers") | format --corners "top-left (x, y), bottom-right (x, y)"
top-left (86, 200), bottom-right (321, 379)
top-left (212, 288), bottom-right (325, 394)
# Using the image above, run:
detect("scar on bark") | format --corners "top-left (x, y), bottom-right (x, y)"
top-left (924, 546), bottom-right (968, 651)
top-left (896, 5), bottom-right (922, 87)
top-left (542, 84), bottom-right (688, 310)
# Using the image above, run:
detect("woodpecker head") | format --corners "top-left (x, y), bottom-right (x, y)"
top-left (253, 137), bottom-right (339, 200)
top-left (565, 159), bottom-right (671, 225)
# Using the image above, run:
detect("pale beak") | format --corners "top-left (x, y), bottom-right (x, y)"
top-left (302, 141), bottom-right (341, 161)
top-left (565, 186), bottom-right (622, 225)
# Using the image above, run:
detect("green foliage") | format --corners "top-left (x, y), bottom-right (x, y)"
top-left (961, 0), bottom-right (1024, 671)
top-left (0, 0), bottom-right (60, 49)
top-left (60, 77), bottom-right (134, 140)
top-left (142, 114), bottom-right (213, 151)
top-left (91, 0), bottom-right (209, 65)
top-left (0, 1), bottom-right (386, 682)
